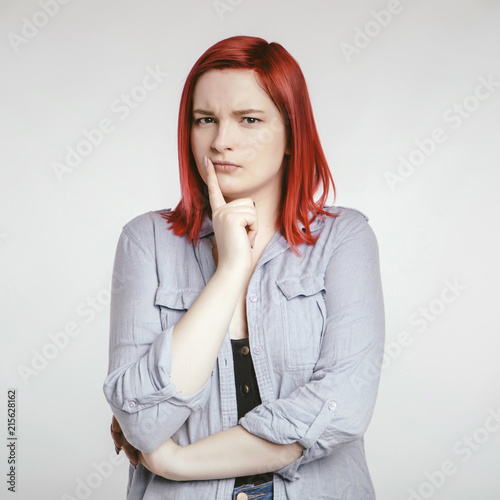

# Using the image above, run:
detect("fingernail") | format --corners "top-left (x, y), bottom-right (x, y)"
top-left (204, 155), bottom-right (207, 168)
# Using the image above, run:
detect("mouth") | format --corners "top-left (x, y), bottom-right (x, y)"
top-left (211, 159), bottom-right (242, 171)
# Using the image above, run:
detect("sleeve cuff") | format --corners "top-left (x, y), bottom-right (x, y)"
top-left (105, 325), bottom-right (212, 414)
top-left (120, 374), bottom-right (212, 413)
top-left (239, 399), bottom-right (339, 481)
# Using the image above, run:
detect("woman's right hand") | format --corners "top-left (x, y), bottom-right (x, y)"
top-left (111, 416), bottom-right (139, 469)
top-left (205, 156), bottom-right (258, 274)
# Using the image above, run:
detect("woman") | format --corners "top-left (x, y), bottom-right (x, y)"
top-left (104, 35), bottom-right (385, 500)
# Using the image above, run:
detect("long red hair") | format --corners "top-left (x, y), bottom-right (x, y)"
top-left (162, 35), bottom-right (336, 253)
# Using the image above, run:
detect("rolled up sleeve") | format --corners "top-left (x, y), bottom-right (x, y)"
top-left (102, 224), bottom-right (211, 452)
top-left (238, 215), bottom-right (385, 481)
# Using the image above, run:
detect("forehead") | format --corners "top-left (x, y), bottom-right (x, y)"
top-left (192, 69), bottom-right (272, 108)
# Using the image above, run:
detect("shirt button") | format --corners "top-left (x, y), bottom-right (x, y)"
top-left (236, 493), bottom-right (248, 500)
top-left (253, 345), bottom-right (262, 355)
top-left (249, 294), bottom-right (258, 302)
top-left (241, 384), bottom-right (250, 394)
top-left (241, 346), bottom-right (250, 355)
top-left (328, 401), bottom-right (337, 411)
top-left (128, 401), bottom-right (137, 409)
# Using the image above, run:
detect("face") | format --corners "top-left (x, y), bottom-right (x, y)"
top-left (191, 69), bottom-right (289, 203)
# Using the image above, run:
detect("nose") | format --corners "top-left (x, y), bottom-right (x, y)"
top-left (211, 120), bottom-right (235, 152)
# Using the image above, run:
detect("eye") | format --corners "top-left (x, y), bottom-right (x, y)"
top-left (242, 117), bottom-right (261, 125)
top-left (195, 117), bottom-right (216, 125)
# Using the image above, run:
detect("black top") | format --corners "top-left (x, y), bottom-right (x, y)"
top-left (231, 338), bottom-right (274, 487)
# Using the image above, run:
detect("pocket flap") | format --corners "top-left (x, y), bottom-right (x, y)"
top-left (276, 274), bottom-right (325, 300)
top-left (155, 286), bottom-right (201, 310)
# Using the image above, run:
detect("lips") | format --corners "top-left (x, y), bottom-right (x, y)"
top-left (211, 159), bottom-right (242, 169)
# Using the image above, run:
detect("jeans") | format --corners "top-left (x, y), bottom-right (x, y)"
top-left (232, 480), bottom-right (273, 499)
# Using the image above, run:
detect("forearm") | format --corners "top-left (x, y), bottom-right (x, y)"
top-left (170, 266), bottom-right (248, 396)
top-left (172, 425), bottom-right (303, 481)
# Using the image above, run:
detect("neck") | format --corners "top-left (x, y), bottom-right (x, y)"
top-left (212, 193), bottom-right (281, 268)
top-left (254, 193), bottom-right (280, 235)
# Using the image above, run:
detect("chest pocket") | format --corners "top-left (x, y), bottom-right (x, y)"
top-left (276, 274), bottom-right (326, 371)
top-left (155, 286), bottom-right (202, 331)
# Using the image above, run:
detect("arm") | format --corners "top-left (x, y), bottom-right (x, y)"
top-left (103, 157), bottom-right (258, 451)
top-left (139, 425), bottom-right (304, 481)
top-left (102, 223), bottom-right (213, 452)
top-left (238, 213), bottom-right (385, 481)
top-left (136, 212), bottom-right (382, 480)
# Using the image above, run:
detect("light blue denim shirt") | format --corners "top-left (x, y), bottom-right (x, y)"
top-left (103, 206), bottom-right (385, 500)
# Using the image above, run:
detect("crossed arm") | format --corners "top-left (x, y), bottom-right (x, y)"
top-left (112, 417), bottom-right (303, 480)
top-left (110, 156), bottom-right (304, 480)
top-left (107, 161), bottom-right (384, 481)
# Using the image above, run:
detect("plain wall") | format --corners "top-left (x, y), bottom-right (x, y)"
top-left (1, 0), bottom-right (499, 498)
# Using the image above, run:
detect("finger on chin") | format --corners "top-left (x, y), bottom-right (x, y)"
top-left (205, 156), bottom-right (226, 211)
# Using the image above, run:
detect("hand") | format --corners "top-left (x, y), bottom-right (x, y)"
top-left (110, 416), bottom-right (139, 469)
top-left (205, 156), bottom-right (258, 273)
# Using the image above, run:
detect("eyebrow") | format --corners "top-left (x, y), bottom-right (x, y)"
top-left (192, 108), bottom-right (265, 116)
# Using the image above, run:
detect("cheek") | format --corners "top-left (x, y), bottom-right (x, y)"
top-left (260, 130), bottom-right (287, 165)
top-left (190, 134), bottom-right (205, 183)
top-left (191, 133), bottom-right (204, 161)
top-left (190, 129), bottom-right (200, 154)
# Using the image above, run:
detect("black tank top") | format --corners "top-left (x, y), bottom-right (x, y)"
top-left (231, 338), bottom-right (274, 487)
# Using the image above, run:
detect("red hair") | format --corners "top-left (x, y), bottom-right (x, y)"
top-left (162, 35), bottom-right (336, 253)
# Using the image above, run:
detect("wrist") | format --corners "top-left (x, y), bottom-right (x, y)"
top-left (213, 263), bottom-right (251, 284)
top-left (166, 443), bottom-right (196, 481)
top-left (166, 441), bottom-right (186, 481)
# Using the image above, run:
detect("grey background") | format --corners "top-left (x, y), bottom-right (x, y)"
top-left (1, 0), bottom-right (499, 499)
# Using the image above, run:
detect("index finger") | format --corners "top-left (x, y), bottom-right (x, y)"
top-left (205, 156), bottom-right (226, 211)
